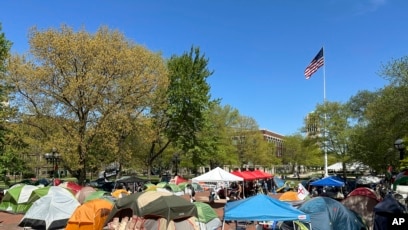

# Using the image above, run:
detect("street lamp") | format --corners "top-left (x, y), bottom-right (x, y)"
top-left (172, 153), bottom-right (180, 176)
top-left (394, 139), bottom-right (405, 161)
top-left (44, 147), bottom-right (61, 178)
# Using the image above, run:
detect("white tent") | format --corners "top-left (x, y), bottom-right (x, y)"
top-left (327, 162), bottom-right (369, 172)
top-left (192, 167), bottom-right (243, 182)
top-left (327, 162), bottom-right (343, 171)
top-left (19, 186), bottom-right (80, 229)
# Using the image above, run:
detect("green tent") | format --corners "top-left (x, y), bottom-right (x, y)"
top-left (0, 184), bottom-right (39, 213)
top-left (83, 190), bottom-right (112, 203)
top-left (164, 183), bottom-right (182, 193)
top-left (156, 182), bottom-right (168, 188)
top-left (194, 202), bottom-right (218, 223)
top-left (26, 186), bottom-right (52, 204)
top-left (179, 182), bottom-right (204, 192)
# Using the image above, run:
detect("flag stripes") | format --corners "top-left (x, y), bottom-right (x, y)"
top-left (304, 48), bottom-right (324, 79)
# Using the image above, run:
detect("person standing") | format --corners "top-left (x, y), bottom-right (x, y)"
top-left (186, 184), bottom-right (196, 202)
top-left (237, 182), bottom-right (242, 200)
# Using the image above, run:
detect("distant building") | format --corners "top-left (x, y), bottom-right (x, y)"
top-left (260, 129), bottom-right (284, 158)
top-left (305, 112), bottom-right (321, 138)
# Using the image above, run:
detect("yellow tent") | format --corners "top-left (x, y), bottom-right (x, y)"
top-left (111, 189), bottom-right (130, 198)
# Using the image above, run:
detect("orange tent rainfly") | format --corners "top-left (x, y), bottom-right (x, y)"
top-left (66, 198), bottom-right (113, 230)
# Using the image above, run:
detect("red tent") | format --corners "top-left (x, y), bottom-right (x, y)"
top-left (170, 175), bottom-right (189, 185)
top-left (253, 170), bottom-right (273, 179)
top-left (240, 171), bottom-right (258, 180)
top-left (231, 171), bottom-right (254, 180)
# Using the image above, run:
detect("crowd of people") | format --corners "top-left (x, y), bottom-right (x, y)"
top-left (209, 178), bottom-right (275, 202)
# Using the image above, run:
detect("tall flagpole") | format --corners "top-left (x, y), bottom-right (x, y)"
top-left (304, 47), bottom-right (327, 177)
top-left (323, 46), bottom-right (328, 177)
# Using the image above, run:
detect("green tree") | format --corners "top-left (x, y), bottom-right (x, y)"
top-left (305, 102), bottom-right (353, 178)
top-left (127, 46), bottom-right (216, 178)
top-left (0, 23), bottom-right (18, 178)
top-left (346, 57), bottom-right (408, 172)
top-left (5, 25), bottom-right (167, 184)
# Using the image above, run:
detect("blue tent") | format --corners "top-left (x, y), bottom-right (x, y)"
top-left (310, 176), bottom-right (344, 187)
top-left (223, 194), bottom-right (310, 222)
top-left (298, 197), bottom-right (367, 230)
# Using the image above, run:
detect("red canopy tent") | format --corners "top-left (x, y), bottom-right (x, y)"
top-left (240, 171), bottom-right (259, 180)
top-left (231, 171), bottom-right (254, 180)
top-left (253, 170), bottom-right (273, 179)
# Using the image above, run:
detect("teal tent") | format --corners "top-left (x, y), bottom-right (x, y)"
top-left (298, 196), bottom-right (367, 230)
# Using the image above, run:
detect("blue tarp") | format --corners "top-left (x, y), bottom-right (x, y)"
top-left (310, 176), bottom-right (345, 187)
top-left (223, 194), bottom-right (310, 222)
top-left (299, 197), bottom-right (367, 230)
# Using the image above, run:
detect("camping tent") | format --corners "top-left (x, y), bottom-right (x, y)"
top-left (114, 176), bottom-right (147, 193)
top-left (0, 184), bottom-right (39, 213)
top-left (105, 191), bottom-right (198, 226)
top-left (83, 191), bottom-right (113, 203)
top-left (75, 186), bottom-right (97, 204)
top-left (194, 202), bottom-right (222, 230)
top-left (223, 194), bottom-right (310, 229)
top-left (309, 176), bottom-right (345, 187)
top-left (298, 196), bottom-right (367, 230)
top-left (107, 215), bottom-right (199, 230)
top-left (192, 167), bottom-right (243, 182)
top-left (279, 191), bottom-right (300, 201)
top-left (342, 187), bottom-right (381, 230)
top-left (347, 187), bottom-right (381, 201)
top-left (19, 186), bottom-right (80, 229)
top-left (66, 198), bottom-right (113, 230)
top-left (59, 181), bottom-right (83, 195)
top-left (169, 175), bottom-right (189, 185)
top-left (373, 194), bottom-right (408, 230)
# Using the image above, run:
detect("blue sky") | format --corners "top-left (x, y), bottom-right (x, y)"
top-left (1, 0), bottom-right (407, 135)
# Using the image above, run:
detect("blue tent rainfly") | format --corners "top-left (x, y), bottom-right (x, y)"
top-left (309, 176), bottom-right (345, 187)
top-left (223, 194), bottom-right (310, 222)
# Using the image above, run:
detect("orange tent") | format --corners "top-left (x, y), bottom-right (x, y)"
top-left (66, 198), bottom-right (113, 230)
top-left (278, 191), bottom-right (300, 201)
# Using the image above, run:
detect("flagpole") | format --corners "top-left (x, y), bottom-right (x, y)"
top-left (323, 46), bottom-right (328, 177)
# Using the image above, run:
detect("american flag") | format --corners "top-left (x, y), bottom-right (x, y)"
top-left (304, 48), bottom-right (324, 79)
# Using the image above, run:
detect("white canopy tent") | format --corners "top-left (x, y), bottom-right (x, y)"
top-left (192, 167), bottom-right (243, 182)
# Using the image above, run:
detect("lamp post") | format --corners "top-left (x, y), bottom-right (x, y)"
top-left (44, 147), bottom-right (60, 179)
top-left (394, 139), bottom-right (405, 161)
top-left (172, 153), bottom-right (180, 176)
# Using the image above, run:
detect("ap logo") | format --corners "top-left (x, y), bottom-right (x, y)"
top-left (389, 216), bottom-right (408, 230)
